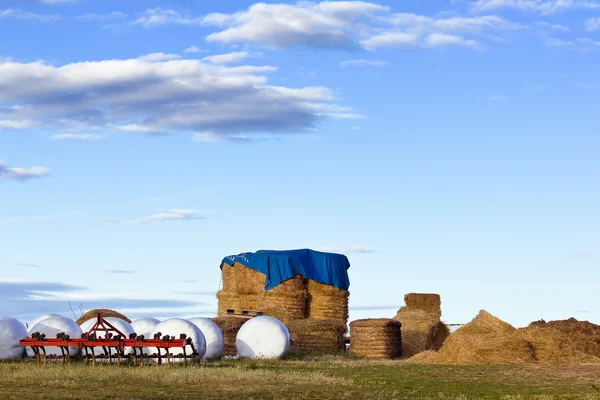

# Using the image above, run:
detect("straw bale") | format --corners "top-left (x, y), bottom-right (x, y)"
top-left (306, 280), bottom-right (349, 323)
top-left (257, 307), bottom-right (292, 324)
top-left (210, 317), bottom-right (246, 356)
top-left (216, 291), bottom-right (260, 315)
top-left (434, 310), bottom-right (536, 365)
top-left (393, 309), bottom-right (450, 358)
top-left (349, 318), bottom-right (402, 359)
top-left (287, 319), bottom-right (347, 356)
top-left (257, 291), bottom-right (307, 321)
top-left (76, 309), bottom-right (131, 325)
top-left (223, 262), bottom-right (266, 294)
top-left (403, 293), bottom-right (441, 318)
top-left (515, 318), bottom-right (600, 365)
top-left (407, 350), bottom-right (439, 364)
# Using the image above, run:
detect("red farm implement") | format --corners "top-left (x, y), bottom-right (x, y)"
top-left (20, 313), bottom-right (200, 365)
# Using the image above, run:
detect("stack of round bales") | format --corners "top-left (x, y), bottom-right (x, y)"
top-left (349, 318), bottom-right (402, 359)
top-left (211, 316), bottom-right (246, 356)
top-left (401, 293), bottom-right (442, 318)
top-left (287, 319), bottom-right (347, 356)
top-left (306, 280), bottom-right (349, 324)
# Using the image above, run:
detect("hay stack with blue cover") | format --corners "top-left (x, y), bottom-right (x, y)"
top-left (218, 250), bottom-right (350, 325)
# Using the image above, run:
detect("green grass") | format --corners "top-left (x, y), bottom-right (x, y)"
top-left (1, 356), bottom-right (600, 399)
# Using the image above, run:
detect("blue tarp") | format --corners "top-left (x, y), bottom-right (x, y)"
top-left (221, 249), bottom-right (350, 291)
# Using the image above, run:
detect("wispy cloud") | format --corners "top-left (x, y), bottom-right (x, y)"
top-left (534, 21), bottom-right (569, 31)
top-left (544, 37), bottom-right (574, 47)
top-left (184, 45), bottom-right (203, 53)
top-left (133, 8), bottom-right (202, 28)
top-left (0, 8), bottom-right (60, 22)
top-left (318, 246), bottom-right (375, 254)
top-left (107, 269), bottom-right (135, 274)
top-left (471, 0), bottom-right (600, 14)
top-left (340, 59), bottom-right (387, 67)
top-left (77, 12), bottom-right (127, 22)
top-left (202, 51), bottom-right (249, 65)
top-left (132, 209), bottom-right (207, 223)
top-left (488, 94), bottom-right (506, 100)
top-left (49, 133), bottom-right (107, 141)
top-left (585, 17), bottom-right (600, 31)
top-left (13, 263), bottom-right (43, 269)
top-left (0, 161), bottom-right (50, 182)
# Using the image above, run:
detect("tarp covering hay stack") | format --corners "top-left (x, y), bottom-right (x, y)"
top-left (76, 309), bottom-right (131, 325)
top-left (393, 309), bottom-right (449, 358)
top-left (349, 318), bottom-right (402, 359)
top-left (287, 319), bottom-right (347, 356)
top-left (211, 317), bottom-right (246, 356)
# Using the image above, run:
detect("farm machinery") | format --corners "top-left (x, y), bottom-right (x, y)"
top-left (19, 313), bottom-right (200, 365)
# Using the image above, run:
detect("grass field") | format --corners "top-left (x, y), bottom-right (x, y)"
top-left (1, 357), bottom-right (600, 400)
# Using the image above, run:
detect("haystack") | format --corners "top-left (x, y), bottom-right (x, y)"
top-left (349, 318), bottom-right (402, 359)
top-left (216, 291), bottom-right (261, 316)
top-left (402, 293), bottom-right (441, 318)
top-left (287, 319), bottom-right (347, 356)
top-left (256, 275), bottom-right (308, 321)
top-left (221, 262), bottom-right (266, 294)
top-left (306, 280), bottom-right (349, 323)
top-left (393, 309), bottom-right (449, 358)
top-left (515, 318), bottom-right (600, 365)
top-left (210, 317), bottom-right (246, 356)
top-left (434, 310), bottom-right (536, 365)
top-left (76, 309), bottom-right (131, 325)
top-left (407, 350), bottom-right (438, 364)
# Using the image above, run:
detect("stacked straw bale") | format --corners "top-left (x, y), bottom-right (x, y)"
top-left (306, 280), bottom-right (349, 324)
top-left (349, 318), bottom-right (402, 359)
top-left (256, 275), bottom-right (308, 321)
top-left (76, 309), bottom-right (131, 325)
top-left (210, 317), bottom-right (246, 356)
top-left (393, 309), bottom-right (449, 358)
top-left (400, 293), bottom-right (441, 319)
top-left (287, 319), bottom-right (347, 356)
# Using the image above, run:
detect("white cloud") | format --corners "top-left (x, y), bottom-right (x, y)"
top-left (0, 8), bottom-right (60, 22)
top-left (471, 0), bottom-right (600, 14)
top-left (0, 53), bottom-right (353, 139)
top-left (360, 32), bottom-right (419, 49)
top-left (340, 59), bottom-right (387, 67)
top-left (49, 133), bottom-right (107, 141)
top-left (132, 209), bottom-right (207, 223)
top-left (577, 81), bottom-right (600, 89)
top-left (202, 1), bottom-right (389, 49)
top-left (0, 161), bottom-right (50, 182)
top-left (318, 246), bottom-right (375, 254)
top-left (184, 45), bottom-right (202, 53)
top-left (133, 8), bottom-right (202, 28)
top-left (425, 33), bottom-right (478, 47)
top-left (585, 17), bottom-right (600, 31)
top-left (77, 12), bottom-right (128, 22)
top-left (544, 37), bottom-right (573, 47)
top-left (202, 51), bottom-right (249, 65)
top-left (534, 21), bottom-right (569, 31)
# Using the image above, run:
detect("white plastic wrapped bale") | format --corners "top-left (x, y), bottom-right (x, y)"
top-left (79, 317), bottom-right (135, 360)
top-left (236, 316), bottom-right (290, 359)
top-left (188, 317), bottom-right (223, 360)
top-left (26, 315), bottom-right (82, 357)
top-left (0, 317), bottom-right (28, 360)
top-left (150, 318), bottom-right (206, 362)
top-left (129, 317), bottom-right (161, 355)
top-left (28, 314), bottom-right (62, 332)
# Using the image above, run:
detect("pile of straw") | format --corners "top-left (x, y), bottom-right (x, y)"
top-left (407, 350), bottom-right (438, 364)
top-left (434, 310), bottom-right (536, 365)
top-left (400, 293), bottom-right (442, 318)
top-left (349, 318), bottom-right (402, 359)
top-left (210, 317), bottom-right (247, 356)
top-left (306, 280), bottom-right (349, 323)
top-left (287, 319), bottom-right (347, 356)
top-left (76, 309), bottom-right (131, 325)
top-left (393, 309), bottom-right (449, 358)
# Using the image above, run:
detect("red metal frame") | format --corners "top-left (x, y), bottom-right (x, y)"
top-left (20, 312), bottom-right (198, 365)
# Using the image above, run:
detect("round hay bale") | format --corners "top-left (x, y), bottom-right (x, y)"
top-left (236, 316), bottom-right (290, 359)
top-left (76, 309), bottom-right (131, 325)
top-left (306, 280), bottom-right (349, 323)
top-left (434, 310), bottom-right (536, 365)
top-left (26, 316), bottom-right (82, 357)
top-left (211, 317), bottom-right (246, 356)
top-left (403, 293), bottom-right (442, 318)
top-left (188, 317), bottom-right (224, 360)
top-left (151, 319), bottom-right (206, 362)
top-left (28, 314), bottom-right (62, 331)
top-left (393, 309), bottom-right (450, 358)
top-left (0, 317), bottom-right (28, 360)
top-left (287, 319), bottom-right (347, 356)
top-left (349, 318), bottom-right (401, 359)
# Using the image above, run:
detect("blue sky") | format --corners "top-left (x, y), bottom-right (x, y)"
top-left (1, 0), bottom-right (599, 327)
